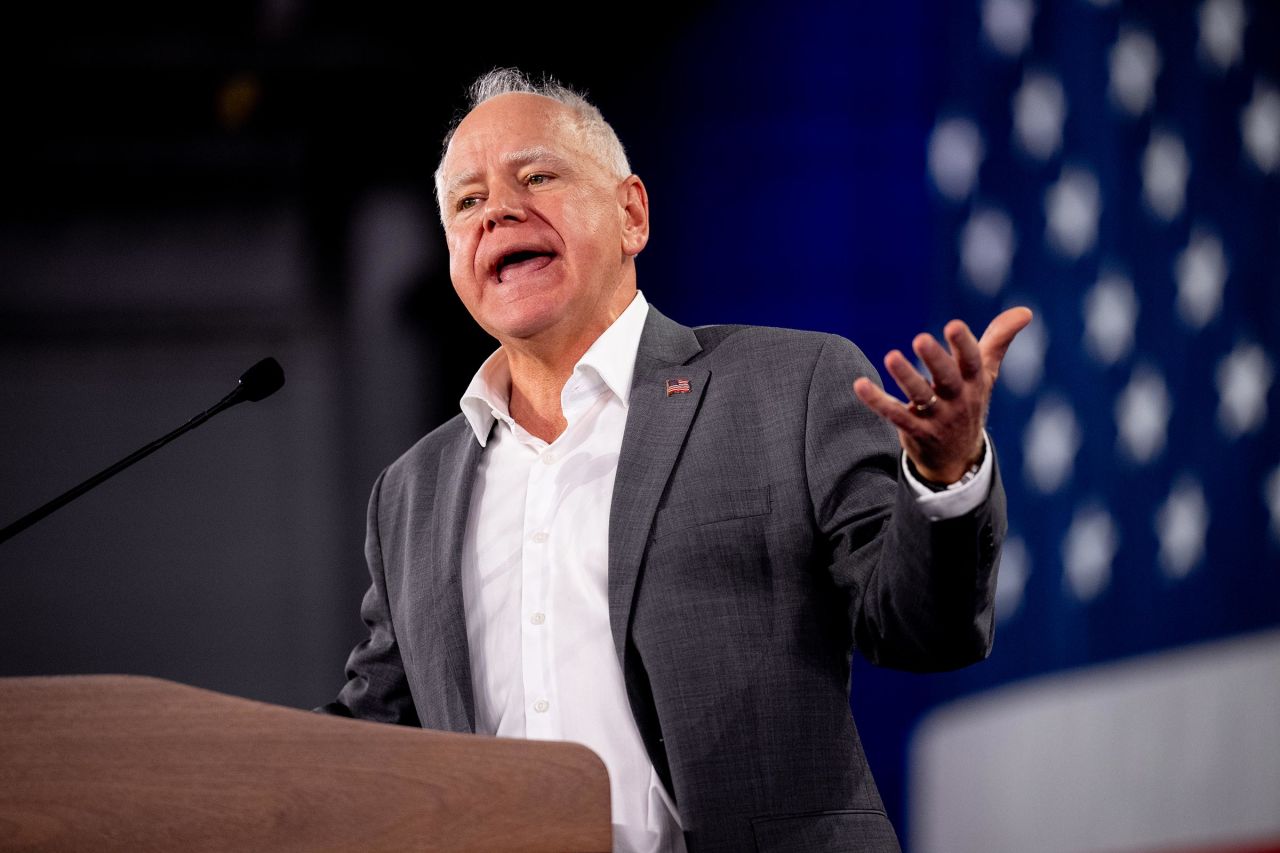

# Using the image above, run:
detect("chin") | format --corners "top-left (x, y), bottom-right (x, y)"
top-left (482, 302), bottom-right (567, 344)
top-left (507, 277), bottom-right (586, 319)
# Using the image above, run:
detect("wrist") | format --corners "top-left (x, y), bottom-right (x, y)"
top-left (907, 440), bottom-right (986, 491)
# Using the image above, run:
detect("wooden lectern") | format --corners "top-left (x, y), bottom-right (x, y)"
top-left (0, 675), bottom-right (611, 852)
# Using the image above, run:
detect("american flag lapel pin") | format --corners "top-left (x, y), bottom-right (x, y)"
top-left (666, 378), bottom-right (692, 396)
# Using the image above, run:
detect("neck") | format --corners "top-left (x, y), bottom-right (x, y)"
top-left (501, 283), bottom-right (636, 443)
top-left (507, 362), bottom-right (570, 443)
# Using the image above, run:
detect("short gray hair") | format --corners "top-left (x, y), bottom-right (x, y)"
top-left (433, 68), bottom-right (632, 214)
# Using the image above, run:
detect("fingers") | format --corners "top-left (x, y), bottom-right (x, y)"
top-left (913, 334), bottom-right (963, 398)
top-left (859, 307), bottom-right (1034, 431)
top-left (885, 349), bottom-right (937, 406)
top-left (853, 377), bottom-right (919, 432)
top-left (945, 320), bottom-right (983, 380)
top-left (856, 311), bottom-right (1023, 478)
top-left (979, 306), bottom-right (1034, 369)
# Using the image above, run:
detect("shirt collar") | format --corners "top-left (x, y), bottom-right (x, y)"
top-left (459, 291), bottom-right (650, 446)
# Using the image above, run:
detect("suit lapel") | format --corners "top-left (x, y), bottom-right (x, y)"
top-left (418, 422), bottom-right (482, 732)
top-left (415, 308), bottom-right (704, 724)
top-left (608, 307), bottom-right (706, 668)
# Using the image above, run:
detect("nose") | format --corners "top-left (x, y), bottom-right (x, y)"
top-left (484, 186), bottom-right (527, 232)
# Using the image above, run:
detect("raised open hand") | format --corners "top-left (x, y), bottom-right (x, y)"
top-left (853, 307), bottom-right (1033, 484)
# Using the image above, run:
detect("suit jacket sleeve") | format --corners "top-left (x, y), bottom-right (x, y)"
top-left (804, 335), bottom-right (1005, 672)
top-left (317, 468), bottom-right (421, 724)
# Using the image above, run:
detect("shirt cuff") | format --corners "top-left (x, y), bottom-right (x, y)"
top-left (901, 432), bottom-right (994, 521)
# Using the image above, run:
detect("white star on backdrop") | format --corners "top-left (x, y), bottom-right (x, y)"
top-left (1013, 70), bottom-right (1067, 161)
top-left (983, 0), bottom-right (1036, 59)
top-left (1115, 365), bottom-right (1172, 464)
top-left (1083, 272), bottom-right (1139, 365)
top-left (929, 117), bottom-right (985, 202)
top-left (995, 534), bottom-right (1030, 622)
top-left (1045, 166), bottom-right (1101, 259)
top-left (1109, 27), bottom-right (1162, 117)
top-left (1063, 503), bottom-right (1119, 602)
top-left (1266, 466), bottom-right (1280, 544)
top-left (1175, 227), bottom-right (1228, 329)
top-left (1154, 475), bottom-right (1209, 580)
top-left (1024, 395), bottom-right (1082, 494)
top-left (960, 206), bottom-right (1016, 295)
top-left (1001, 308), bottom-right (1047, 395)
top-left (1241, 80), bottom-right (1280, 175)
top-left (1142, 128), bottom-right (1190, 222)
top-left (1198, 0), bottom-right (1248, 73)
top-left (1216, 341), bottom-right (1274, 438)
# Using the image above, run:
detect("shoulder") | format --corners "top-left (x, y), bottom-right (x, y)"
top-left (377, 413), bottom-right (474, 497)
top-left (641, 305), bottom-right (875, 378)
top-left (692, 321), bottom-right (829, 351)
top-left (689, 322), bottom-right (878, 378)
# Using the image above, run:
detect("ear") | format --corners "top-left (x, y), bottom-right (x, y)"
top-left (618, 175), bottom-right (650, 257)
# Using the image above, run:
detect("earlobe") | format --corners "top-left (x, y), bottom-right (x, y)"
top-left (619, 175), bottom-right (650, 257)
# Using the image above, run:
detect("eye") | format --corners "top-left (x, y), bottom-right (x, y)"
top-left (526, 173), bottom-right (551, 187)
top-left (457, 196), bottom-right (480, 211)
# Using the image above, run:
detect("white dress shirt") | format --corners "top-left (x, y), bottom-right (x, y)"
top-left (457, 291), bottom-right (992, 853)
top-left (459, 292), bottom-right (685, 853)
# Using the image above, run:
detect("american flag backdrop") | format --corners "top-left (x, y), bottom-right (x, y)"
top-left (908, 1), bottom-right (1280, 851)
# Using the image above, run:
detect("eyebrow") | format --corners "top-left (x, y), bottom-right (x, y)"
top-left (444, 147), bottom-right (573, 202)
top-left (501, 146), bottom-right (568, 169)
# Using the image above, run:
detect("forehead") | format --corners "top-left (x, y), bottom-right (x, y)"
top-left (442, 93), bottom-right (585, 177)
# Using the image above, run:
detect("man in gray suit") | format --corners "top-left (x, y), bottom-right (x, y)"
top-left (324, 69), bottom-right (1030, 853)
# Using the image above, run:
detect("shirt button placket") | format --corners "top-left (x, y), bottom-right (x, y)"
top-left (523, 445), bottom-right (556, 739)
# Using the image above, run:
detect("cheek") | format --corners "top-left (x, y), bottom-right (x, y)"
top-left (445, 233), bottom-right (479, 292)
top-left (561, 189), bottom-right (618, 250)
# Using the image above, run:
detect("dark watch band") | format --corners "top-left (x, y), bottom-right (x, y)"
top-left (906, 440), bottom-right (987, 492)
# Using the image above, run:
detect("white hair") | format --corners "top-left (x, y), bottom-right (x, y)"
top-left (433, 68), bottom-right (632, 216)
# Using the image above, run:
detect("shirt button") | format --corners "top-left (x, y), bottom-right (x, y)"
top-left (530, 612), bottom-right (546, 625)
top-left (531, 531), bottom-right (549, 544)
top-left (533, 699), bottom-right (550, 713)
top-left (542, 452), bottom-right (557, 465)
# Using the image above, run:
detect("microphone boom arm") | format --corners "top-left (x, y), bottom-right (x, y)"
top-left (0, 357), bottom-right (284, 545)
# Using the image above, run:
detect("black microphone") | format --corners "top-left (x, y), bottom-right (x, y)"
top-left (0, 358), bottom-right (285, 545)
top-left (230, 356), bottom-right (285, 403)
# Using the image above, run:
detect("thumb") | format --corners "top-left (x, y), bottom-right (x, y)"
top-left (980, 307), bottom-right (1033, 371)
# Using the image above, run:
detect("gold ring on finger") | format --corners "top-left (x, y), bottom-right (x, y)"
top-left (913, 394), bottom-right (938, 414)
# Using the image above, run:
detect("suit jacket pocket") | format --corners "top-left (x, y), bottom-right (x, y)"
top-left (751, 808), bottom-right (900, 853)
top-left (651, 485), bottom-right (771, 540)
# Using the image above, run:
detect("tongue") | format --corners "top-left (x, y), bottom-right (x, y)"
top-left (501, 254), bottom-right (554, 282)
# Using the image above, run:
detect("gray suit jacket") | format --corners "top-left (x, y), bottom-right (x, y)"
top-left (325, 307), bottom-right (1005, 853)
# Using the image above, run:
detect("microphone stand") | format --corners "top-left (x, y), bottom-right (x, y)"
top-left (0, 357), bottom-right (284, 545)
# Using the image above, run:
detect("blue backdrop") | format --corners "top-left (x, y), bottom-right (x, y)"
top-left (621, 0), bottom-right (1280, 840)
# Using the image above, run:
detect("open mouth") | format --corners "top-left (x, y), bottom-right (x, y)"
top-left (497, 250), bottom-right (556, 283)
